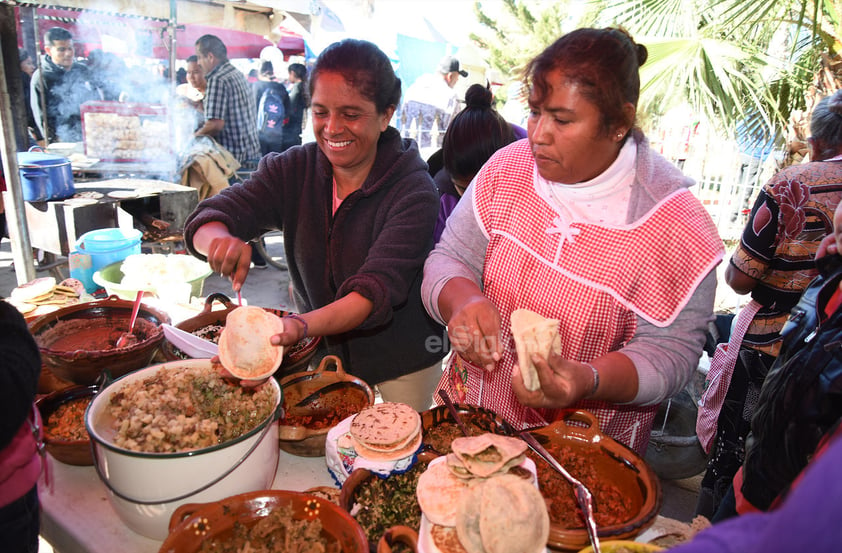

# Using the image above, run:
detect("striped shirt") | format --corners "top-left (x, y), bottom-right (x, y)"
top-left (203, 61), bottom-right (260, 165)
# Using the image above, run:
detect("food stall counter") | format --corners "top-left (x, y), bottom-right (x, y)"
top-left (39, 448), bottom-right (337, 553)
top-left (40, 447), bottom-right (684, 553)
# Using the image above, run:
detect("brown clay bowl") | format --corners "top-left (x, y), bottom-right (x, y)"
top-left (278, 355), bottom-right (375, 457)
top-left (339, 451), bottom-right (437, 552)
top-left (527, 410), bottom-right (662, 551)
top-left (420, 403), bottom-right (515, 455)
top-left (159, 293), bottom-right (321, 374)
top-left (160, 490), bottom-right (369, 553)
top-left (36, 384), bottom-right (97, 465)
top-left (378, 526), bottom-right (419, 553)
top-left (28, 295), bottom-right (170, 385)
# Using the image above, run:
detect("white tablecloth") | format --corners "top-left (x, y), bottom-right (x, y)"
top-left (38, 449), bottom-right (336, 553)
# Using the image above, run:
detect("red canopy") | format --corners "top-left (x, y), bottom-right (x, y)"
top-left (22, 8), bottom-right (304, 60)
top-left (151, 25), bottom-right (275, 59)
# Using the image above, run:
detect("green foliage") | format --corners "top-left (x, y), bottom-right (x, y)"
top-left (471, 0), bottom-right (842, 145)
top-left (470, 0), bottom-right (567, 84)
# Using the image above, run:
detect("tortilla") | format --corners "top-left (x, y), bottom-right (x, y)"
top-left (417, 458), bottom-right (473, 527)
top-left (449, 434), bottom-right (528, 478)
top-left (351, 430), bottom-right (423, 462)
top-left (431, 524), bottom-right (470, 553)
top-left (11, 276), bottom-right (56, 303)
top-left (218, 306), bottom-right (285, 379)
top-left (350, 402), bottom-right (421, 450)
top-left (510, 308), bottom-right (561, 391)
top-left (456, 473), bottom-right (549, 553)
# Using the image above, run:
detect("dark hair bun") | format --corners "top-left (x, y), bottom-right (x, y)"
top-left (636, 44), bottom-right (648, 67)
top-left (464, 83), bottom-right (493, 110)
top-left (829, 90), bottom-right (842, 115)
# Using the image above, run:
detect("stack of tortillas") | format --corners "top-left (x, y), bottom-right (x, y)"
top-left (7, 277), bottom-right (84, 317)
top-left (416, 433), bottom-right (549, 553)
top-left (218, 305), bottom-right (285, 380)
top-left (347, 402), bottom-right (422, 462)
top-left (511, 308), bottom-right (562, 391)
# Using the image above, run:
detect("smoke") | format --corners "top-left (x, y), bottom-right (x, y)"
top-left (34, 6), bottom-right (199, 160)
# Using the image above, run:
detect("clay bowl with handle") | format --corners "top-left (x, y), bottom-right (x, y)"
top-left (526, 409), bottom-right (663, 551)
top-left (159, 293), bottom-right (321, 374)
top-left (377, 525), bottom-right (420, 553)
top-left (278, 355), bottom-right (375, 457)
top-left (28, 295), bottom-right (170, 385)
top-left (159, 489), bottom-right (369, 553)
top-left (36, 384), bottom-right (98, 466)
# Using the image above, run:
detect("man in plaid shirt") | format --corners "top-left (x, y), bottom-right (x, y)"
top-left (194, 34), bottom-right (260, 167)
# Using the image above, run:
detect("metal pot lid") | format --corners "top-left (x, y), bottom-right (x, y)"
top-left (17, 151), bottom-right (71, 167)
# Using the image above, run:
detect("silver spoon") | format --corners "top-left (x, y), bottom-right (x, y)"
top-left (519, 430), bottom-right (601, 553)
top-left (438, 389), bottom-right (471, 437)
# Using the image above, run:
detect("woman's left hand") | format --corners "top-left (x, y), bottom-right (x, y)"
top-left (511, 353), bottom-right (592, 409)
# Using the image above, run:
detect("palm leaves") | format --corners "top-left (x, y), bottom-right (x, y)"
top-left (474, 0), bottom-right (842, 149)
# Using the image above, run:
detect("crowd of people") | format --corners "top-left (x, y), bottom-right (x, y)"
top-left (7, 18), bottom-right (842, 553)
top-left (20, 27), bottom-right (310, 169)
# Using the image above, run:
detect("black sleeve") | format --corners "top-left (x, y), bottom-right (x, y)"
top-left (0, 301), bottom-right (42, 450)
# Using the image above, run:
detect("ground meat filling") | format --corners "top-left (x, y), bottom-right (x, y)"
top-left (107, 364), bottom-right (276, 453)
top-left (529, 443), bottom-right (632, 528)
top-left (197, 503), bottom-right (339, 553)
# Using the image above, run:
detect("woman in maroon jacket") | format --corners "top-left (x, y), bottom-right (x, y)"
top-left (185, 39), bottom-right (446, 410)
top-left (0, 300), bottom-right (43, 553)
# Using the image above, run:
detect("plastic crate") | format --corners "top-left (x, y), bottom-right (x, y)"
top-left (81, 101), bottom-right (171, 162)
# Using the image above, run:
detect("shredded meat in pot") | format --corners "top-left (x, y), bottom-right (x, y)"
top-left (197, 503), bottom-right (340, 553)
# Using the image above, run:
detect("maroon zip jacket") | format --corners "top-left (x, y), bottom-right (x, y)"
top-left (185, 127), bottom-right (447, 384)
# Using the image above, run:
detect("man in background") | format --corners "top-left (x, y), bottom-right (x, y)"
top-left (30, 27), bottom-right (101, 143)
top-left (194, 34), bottom-right (260, 168)
top-left (401, 55), bottom-right (467, 149)
top-left (283, 62), bottom-right (309, 151)
top-left (176, 55), bottom-right (207, 113)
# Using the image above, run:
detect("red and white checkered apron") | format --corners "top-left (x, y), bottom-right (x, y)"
top-left (435, 143), bottom-right (724, 454)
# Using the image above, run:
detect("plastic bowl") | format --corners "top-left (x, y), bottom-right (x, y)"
top-left (92, 258), bottom-right (212, 301)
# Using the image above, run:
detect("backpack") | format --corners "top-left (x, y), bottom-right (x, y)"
top-left (741, 253), bottom-right (842, 510)
top-left (257, 85), bottom-right (287, 138)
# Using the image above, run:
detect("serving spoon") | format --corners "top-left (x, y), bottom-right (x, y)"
top-left (438, 389), bottom-right (471, 437)
top-left (115, 291), bottom-right (144, 348)
top-left (519, 430), bottom-right (601, 553)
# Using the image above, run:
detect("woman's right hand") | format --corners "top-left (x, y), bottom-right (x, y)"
top-left (193, 222), bottom-right (253, 291)
top-left (205, 236), bottom-right (252, 292)
top-left (447, 295), bottom-right (503, 372)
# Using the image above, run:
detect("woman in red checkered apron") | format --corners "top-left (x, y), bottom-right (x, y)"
top-left (421, 27), bottom-right (725, 454)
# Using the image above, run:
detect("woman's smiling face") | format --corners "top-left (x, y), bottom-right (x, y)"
top-left (527, 69), bottom-right (628, 184)
top-left (310, 71), bottom-right (394, 174)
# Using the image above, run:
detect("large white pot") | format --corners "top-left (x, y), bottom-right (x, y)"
top-left (86, 359), bottom-right (282, 540)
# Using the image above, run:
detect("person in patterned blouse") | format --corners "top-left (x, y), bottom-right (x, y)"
top-left (697, 90), bottom-right (842, 521)
top-left (194, 34), bottom-right (260, 167)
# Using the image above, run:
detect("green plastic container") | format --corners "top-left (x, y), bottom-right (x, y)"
top-left (92, 260), bottom-right (212, 301)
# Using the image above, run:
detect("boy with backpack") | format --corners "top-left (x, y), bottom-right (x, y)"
top-left (253, 61), bottom-right (290, 156)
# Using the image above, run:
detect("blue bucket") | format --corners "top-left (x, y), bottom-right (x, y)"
top-left (69, 228), bottom-right (142, 293)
